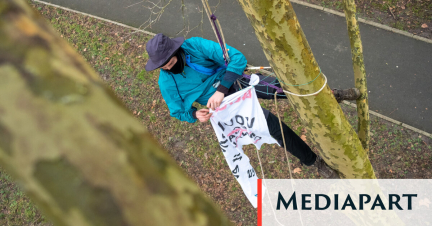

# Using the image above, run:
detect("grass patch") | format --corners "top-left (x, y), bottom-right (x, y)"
top-left (0, 170), bottom-right (50, 225)
top-left (302, 0), bottom-right (431, 39)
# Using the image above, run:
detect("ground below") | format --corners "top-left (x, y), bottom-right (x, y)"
top-left (301, 0), bottom-right (432, 39)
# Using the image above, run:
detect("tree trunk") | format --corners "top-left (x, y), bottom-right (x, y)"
top-left (0, 0), bottom-right (231, 225)
top-left (343, 0), bottom-right (370, 153)
top-left (237, 0), bottom-right (375, 179)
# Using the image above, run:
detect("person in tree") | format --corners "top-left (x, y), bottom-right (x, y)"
top-left (144, 34), bottom-right (360, 178)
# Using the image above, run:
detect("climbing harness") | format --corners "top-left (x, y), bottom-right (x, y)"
top-left (239, 70), bottom-right (328, 97)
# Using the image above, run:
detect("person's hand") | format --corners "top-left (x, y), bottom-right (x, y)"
top-left (196, 109), bottom-right (212, 123)
top-left (207, 91), bottom-right (224, 110)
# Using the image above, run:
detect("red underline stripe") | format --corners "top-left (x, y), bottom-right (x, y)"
top-left (258, 179), bottom-right (262, 226)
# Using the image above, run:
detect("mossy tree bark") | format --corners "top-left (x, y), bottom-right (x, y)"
top-left (343, 0), bottom-right (370, 153)
top-left (237, 0), bottom-right (375, 178)
top-left (0, 0), bottom-right (231, 225)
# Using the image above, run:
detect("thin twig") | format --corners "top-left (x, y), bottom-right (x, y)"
top-left (126, 0), bottom-right (146, 8)
top-left (388, 5), bottom-right (396, 19)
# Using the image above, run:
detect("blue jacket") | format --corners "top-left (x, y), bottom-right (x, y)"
top-left (158, 37), bottom-right (247, 123)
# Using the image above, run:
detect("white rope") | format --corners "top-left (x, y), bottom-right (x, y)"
top-left (201, 0), bottom-right (230, 63)
top-left (254, 147), bottom-right (285, 226)
top-left (282, 73), bottom-right (328, 97)
top-left (199, 1), bottom-right (316, 224)
top-left (247, 89), bottom-right (307, 226)
top-left (274, 91), bottom-right (305, 226)
top-left (202, 0), bottom-right (326, 98)
top-left (201, 0), bottom-right (219, 46)
top-left (274, 93), bottom-right (294, 180)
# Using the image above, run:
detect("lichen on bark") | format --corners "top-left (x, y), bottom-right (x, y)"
top-left (237, 0), bottom-right (375, 178)
top-left (343, 0), bottom-right (370, 153)
top-left (0, 1), bottom-right (232, 225)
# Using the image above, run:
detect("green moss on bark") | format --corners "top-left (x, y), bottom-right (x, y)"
top-left (0, 1), bottom-right (233, 225)
top-left (238, 0), bottom-right (375, 179)
top-left (343, 0), bottom-right (370, 153)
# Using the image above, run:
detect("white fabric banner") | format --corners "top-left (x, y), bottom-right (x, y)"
top-left (210, 74), bottom-right (278, 207)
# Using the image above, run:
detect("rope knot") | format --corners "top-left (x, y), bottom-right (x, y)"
top-left (210, 14), bottom-right (217, 20)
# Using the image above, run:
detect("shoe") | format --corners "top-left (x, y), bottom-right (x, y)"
top-left (311, 156), bottom-right (339, 179)
top-left (332, 88), bottom-right (361, 103)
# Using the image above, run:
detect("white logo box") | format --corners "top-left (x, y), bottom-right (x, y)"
top-left (258, 179), bottom-right (432, 226)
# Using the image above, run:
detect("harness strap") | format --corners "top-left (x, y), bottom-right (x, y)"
top-left (185, 54), bottom-right (226, 76)
top-left (241, 73), bottom-right (283, 93)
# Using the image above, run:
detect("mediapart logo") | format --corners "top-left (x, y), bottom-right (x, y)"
top-left (276, 192), bottom-right (417, 211)
top-left (258, 179), bottom-right (432, 226)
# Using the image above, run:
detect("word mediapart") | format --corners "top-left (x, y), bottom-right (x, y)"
top-left (276, 192), bottom-right (417, 210)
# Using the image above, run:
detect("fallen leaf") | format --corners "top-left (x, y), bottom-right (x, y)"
top-left (300, 135), bottom-right (307, 142)
top-left (138, 45), bottom-right (143, 48)
top-left (83, 48), bottom-right (87, 52)
top-left (389, 169), bottom-right (393, 173)
top-left (422, 24), bottom-right (428, 28)
top-left (137, 111), bottom-right (141, 116)
top-left (133, 110), bottom-right (137, 115)
top-left (293, 168), bottom-right (302, 174)
top-left (401, 6), bottom-right (405, 9)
